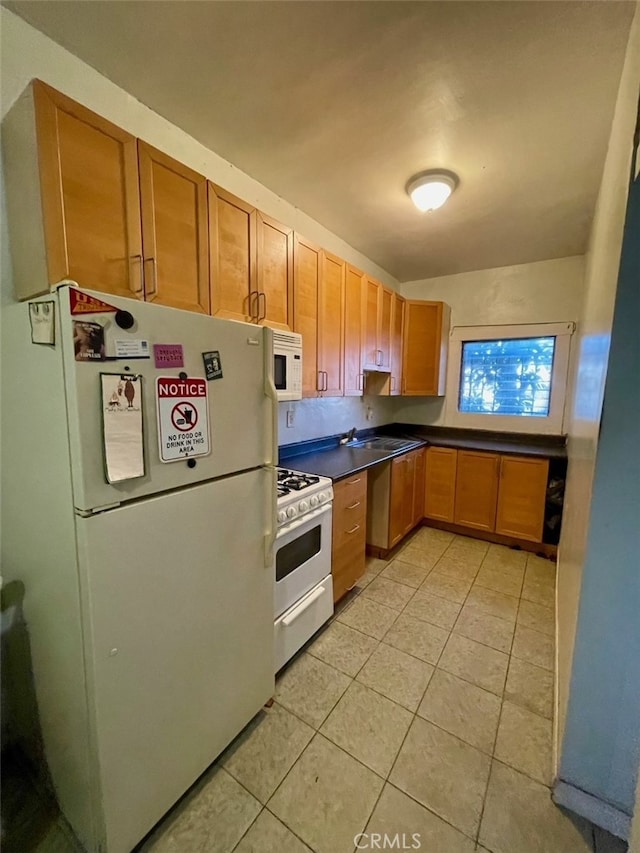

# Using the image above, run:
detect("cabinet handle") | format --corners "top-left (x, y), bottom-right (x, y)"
top-left (258, 291), bottom-right (267, 322)
top-left (323, 371), bottom-right (328, 391)
top-left (376, 349), bottom-right (383, 366)
top-left (249, 290), bottom-right (260, 321)
top-left (130, 254), bottom-right (144, 294)
top-left (390, 376), bottom-right (396, 392)
top-left (358, 373), bottom-right (364, 391)
top-left (346, 524), bottom-right (360, 534)
top-left (347, 477), bottom-right (361, 484)
top-left (347, 501), bottom-right (361, 510)
top-left (317, 370), bottom-right (323, 392)
top-left (143, 257), bottom-right (157, 298)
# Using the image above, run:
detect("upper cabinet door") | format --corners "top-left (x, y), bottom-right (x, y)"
top-left (293, 235), bottom-right (320, 398)
top-left (402, 300), bottom-right (450, 395)
top-left (208, 183), bottom-right (256, 323)
top-left (318, 251), bottom-right (345, 397)
top-left (378, 287), bottom-right (393, 371)
top-left (138, 142), bottom-right (209, 314)
top-left (256, 213), bottom-right (293, 331)
top-left (344, 265), bottom-right (364, 396)
top-left (362, 277), bottom-right (380, 370)
top-left (33, 81), bottom-right (143, 298)
top-left (390, 294), bottom-right (404, 395)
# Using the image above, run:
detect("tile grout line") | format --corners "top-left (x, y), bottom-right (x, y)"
top-left (276, 537), bottom-right (551, 851)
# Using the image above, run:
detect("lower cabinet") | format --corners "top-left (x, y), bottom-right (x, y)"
top-left (424, 446), bottom-right (550, 544)
top-left (495, 455), bottom-right (549, 542)
top-left (332, 472), bottom-right (368, 603)
top-left (424, 447), bottom-right (457, 522)
top-left (367, 447), bottom-right (426, 552)
top-left (454, 451), bottom-right (500, 532)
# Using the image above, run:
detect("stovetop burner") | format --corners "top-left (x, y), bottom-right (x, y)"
top-left (277, 469), bottom-right (321, 495)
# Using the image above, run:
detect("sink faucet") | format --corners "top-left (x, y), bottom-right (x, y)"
top-left (340, 427), bottom-right (358, 445)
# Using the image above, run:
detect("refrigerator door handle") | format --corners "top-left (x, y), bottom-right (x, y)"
top-left (263, 327), bottom-right (278, 467)
top-left (264, 465), bottom-right (277, 568)
top-left (262, 326), bottom-right (278, 568)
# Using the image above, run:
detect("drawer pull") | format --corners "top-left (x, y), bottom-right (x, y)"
top-left (346, 524), bottom-right (360, 534)
top-left (347, 477), bottom-right (361, 484)
top-left (346, 501), bottom-right (361, 510)
top-left (282, 586), bottom-right (325, 626)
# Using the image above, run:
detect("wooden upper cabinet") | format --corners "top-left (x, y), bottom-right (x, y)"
top-left (412, 447), bottom-right (426, 527)
top-left (361, 278), bottom-right (394, 372)
top-left (379, 287), bottom-right (393, 371)
top-left (496, 456), bottom-right (549, 542)
top-left (293, 235), bottom-right (320, 398)
top-left (402, 300), bottom-right (451, 395)
top-left (362, 277), bottom-right (380, 370)
top-left (454, 450), bottom-right (500, 532)
top-left (390, 294), bottom-right (404, 395)
top-left (318, 251), bottom-right (345, 397)
top-left (28, 81), bottom-right (143, 299)
top-left (208, 183), bottom-right (256, 322)
top-left (256, 213), bottom-right (293, 331)
top-left (138, 142), bottom-right (209, 314)
top-left (425, 447), bottom-right (458, 522)
top-left (344, 265), bottom-right (364, 396)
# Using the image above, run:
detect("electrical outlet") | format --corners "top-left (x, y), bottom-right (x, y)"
top-left (286, 409), bottom-right (295, 428)
top-left (366, 406), bottom-right (374, 421)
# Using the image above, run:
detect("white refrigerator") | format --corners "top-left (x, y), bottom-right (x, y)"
top-left (1, 285), bottom-right (278, 852)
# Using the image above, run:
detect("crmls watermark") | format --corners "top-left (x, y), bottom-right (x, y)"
top-left (354, 833), bottom-right (421, 850)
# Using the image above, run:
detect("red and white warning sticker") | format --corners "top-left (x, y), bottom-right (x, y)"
top-left (156, 377), bottom-right (210, 462)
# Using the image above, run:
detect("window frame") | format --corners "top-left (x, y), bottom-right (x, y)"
top-left (445, 322), bottom-right (575, 434)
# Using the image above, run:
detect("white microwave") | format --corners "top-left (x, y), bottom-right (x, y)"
top-left (273, 331), bottom-right (302, 401)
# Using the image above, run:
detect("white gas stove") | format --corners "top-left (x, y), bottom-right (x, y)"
top-left (276, 468), bottom-right (333, 526)
top-left (274, 467), bottom-right (334, 672)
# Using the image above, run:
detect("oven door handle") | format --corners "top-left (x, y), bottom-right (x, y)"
top-left (282, 584), bottom-right (326, 627)
top-left (276, 501), bottom-right (332, 537)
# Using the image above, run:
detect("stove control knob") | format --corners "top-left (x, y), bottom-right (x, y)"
top-left (318, 491), bottom-right (328, 503)
top-left (309, 495), bottom-right (319, 508)
top-left (286, 505), bottom-right (297, 519)
top-left (299, 500), bottom-right (309, 514)
top-left (277, 510), bottom-right (287, 524)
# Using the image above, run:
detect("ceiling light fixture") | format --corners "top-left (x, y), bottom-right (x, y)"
top-left (406, 170), bottom-right (459, 212)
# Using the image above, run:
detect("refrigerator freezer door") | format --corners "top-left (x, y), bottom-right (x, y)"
top-left (75, 468), bottom-right (274, 853)
top-left (57, 287), bottom-right (277, 512)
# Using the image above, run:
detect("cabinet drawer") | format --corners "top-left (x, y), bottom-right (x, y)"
top-left (333, 473), bottom-right (367, 515)
top-left (333, 507), bottom-right (366, 549)
top-left (332, 525), bottom-right (366, 601)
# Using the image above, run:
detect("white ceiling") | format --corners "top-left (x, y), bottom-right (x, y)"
top-left (4, 1), bottom-right (635, 281)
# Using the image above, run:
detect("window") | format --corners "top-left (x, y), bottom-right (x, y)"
top-left (459, 336), bottom-right (556, 417)
top-left (446, 323), bottom-right (574, 434)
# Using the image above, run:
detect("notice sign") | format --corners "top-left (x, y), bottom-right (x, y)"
top-left (156, 377), bottom-right (210, 462)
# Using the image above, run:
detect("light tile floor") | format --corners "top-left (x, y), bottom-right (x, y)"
top-left (137, 530), bottom-right (627, 853)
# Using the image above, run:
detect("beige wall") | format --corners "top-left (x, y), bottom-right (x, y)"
top-left (556, 2), bottom-right (640, 767)
top-left (0, 7), bottom-right (399, 296)
top-left (396, 255), bottom-right (585, 426)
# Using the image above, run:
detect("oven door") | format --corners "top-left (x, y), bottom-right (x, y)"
top-left (274, 502), bottom-right (332, 618)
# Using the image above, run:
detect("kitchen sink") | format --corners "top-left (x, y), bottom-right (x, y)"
top-left (348, 436), bottom-right (422, 452)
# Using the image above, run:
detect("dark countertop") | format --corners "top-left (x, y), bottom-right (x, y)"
top-left (279, 423), bottom-right (567, 482)
top-left (281, 441), bottom-right (428, 482)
